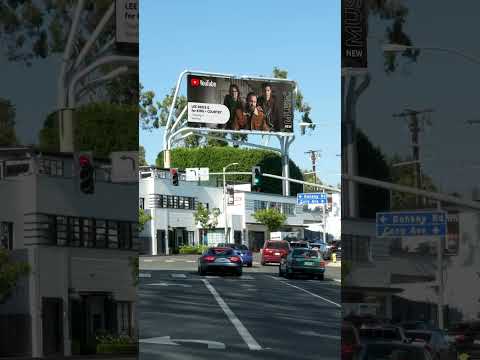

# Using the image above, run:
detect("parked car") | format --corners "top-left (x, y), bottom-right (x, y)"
top-left (400, 321), bottom-right (438, 331)
top-left (198, 247), bottom-right (242, 276)
top-left (355, 342), bottom-right (434, 360)
top-left (342, 321), bottom-right (363, 360)
top-left (289, 240), bottom-right (310, 249)
top-left (216, 243), bottom-right (253, 267)
top-left (447, 321), bottom-right (480, 353)
top-left (359, 325), bottom-right (410, 344)
top-left (309, 242), bottom-right (328, 255)
top-left (261, 240), bottom-right (290, 265)
top-left (406, 330), bottom-right (457, 360)
top-left (279, 248), bottom-right (325, 280)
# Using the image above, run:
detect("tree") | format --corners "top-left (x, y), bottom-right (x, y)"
top-left (156, 147), bottom-right (304, 196)
top-left (138, 208), bottom-right (152, 232)
top-left (130, 208), bottom-right (152, 286)
top-left (0, 248), bottom-right (30, 303)
top-left (0, 98), bottom-right (18, 146)
top-left (139, 145), bottom-right (147, 166)
top-left (357, 129), bottom-right (391, 218)
top-left (303, 171), bottom-right (324, 193)
top-left (194, 204), bottom-right (221, 244)
top-left (38, 102), bottom-right (138, 157)
top-left (253, 208), bottom-right (287, 233)
top-left (0, 1), bottom-right (115, 66)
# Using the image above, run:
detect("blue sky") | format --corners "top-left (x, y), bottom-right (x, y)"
top-left (140, 0), bottom-right (341, 186)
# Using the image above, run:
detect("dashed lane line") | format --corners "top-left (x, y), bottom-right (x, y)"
top-left (268, 276), bottom-right (340, 308)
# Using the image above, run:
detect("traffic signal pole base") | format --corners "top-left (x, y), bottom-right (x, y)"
top-left (164, 150), bottom-right (171, 169)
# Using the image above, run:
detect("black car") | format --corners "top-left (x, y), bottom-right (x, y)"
top-left (355, 341), bottom-right (434, 360)
top-left (198, 247), bottom-right (243, 276)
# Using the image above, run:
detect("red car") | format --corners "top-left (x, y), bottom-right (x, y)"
top-left (261, 240), bottom-right (290, 265)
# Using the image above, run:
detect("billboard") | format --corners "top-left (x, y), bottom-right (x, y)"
top-left (187, 75), bottom-right (295, 133)
top-left (342, 0), bottom-right (368, 68)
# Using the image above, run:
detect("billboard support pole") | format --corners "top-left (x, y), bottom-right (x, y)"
top-left (280, 136), bottom-right (294, 196)
top-left (436, 200), bottom-right (445, 329)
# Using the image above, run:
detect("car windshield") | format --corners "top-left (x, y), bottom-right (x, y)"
top-left (293, 249), bottom-right (319, 258)
top-left (238, 245), bottom-right (248, 251)
top-left (362, 344), bottom-right (424, 360)
top-left (406, 332), bottom-right (431, 342)
top-left (266, 241), bottom-right (289, 249)
top-left (209, 248), bottom-right (234, 256)
top-left (291, 242), bottom-right (308, 248)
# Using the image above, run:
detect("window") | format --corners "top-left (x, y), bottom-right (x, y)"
top-left (282, 203), bottom-right (295, 216)
top-left (342, 234), bottom-right (371, 262)
top-left (117, 302), bottom-right (131, 335)
top-left (39, 159), bottom-right (63, 176)
top-left (5, 161), bottom-right (29, 177)
top-left (0, 222), bottom-right (13, 250)
top-left (107, 221), bottom-right (118, 249)
top-left (139, 198), bottom-right (145, 209)
top-left (254, 200), bottom-right (267, 212)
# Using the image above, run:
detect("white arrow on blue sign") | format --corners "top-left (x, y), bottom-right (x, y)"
top-left (376, 211), bottom-right (447, 237)
top-left (297, 193), bottom-right (328, 205)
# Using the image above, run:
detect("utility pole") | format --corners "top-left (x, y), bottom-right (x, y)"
top-left (305, 150), bottom-right (321, 185)
top-left (392, 109), bottom-right (434, 207)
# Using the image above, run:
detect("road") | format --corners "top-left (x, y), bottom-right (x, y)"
top-left (139, 255), bottom-right (341, 360)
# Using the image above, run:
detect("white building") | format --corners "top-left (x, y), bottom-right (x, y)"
top-left (0, 147), bottom-right (137, 358)
top-left (139, 167), bottom-right (336, 254)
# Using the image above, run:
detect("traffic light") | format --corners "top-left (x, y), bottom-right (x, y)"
top-left (171, 168), bottom-right (179, 186)
top-left (252, 166), bottom-right (262, 191)
top-left (78, 153), bottom-right (94, 194)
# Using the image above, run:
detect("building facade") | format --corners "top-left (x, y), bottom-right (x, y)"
top-left (139, 167), bottom-right (334, 255)
top-left (0, 148), bottom-right (138, 357)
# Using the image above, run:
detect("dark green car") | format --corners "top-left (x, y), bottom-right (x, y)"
top-left (279, 248), bottom-right (325, 280)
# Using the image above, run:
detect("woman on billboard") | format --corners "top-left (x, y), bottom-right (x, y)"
top-left (223, 84), bottom-right (244, 129)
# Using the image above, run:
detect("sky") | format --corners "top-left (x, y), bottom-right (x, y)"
top-left (139, 0), bottom-right (341, 186)
top-left (358, 1), bottom-right (480, 198)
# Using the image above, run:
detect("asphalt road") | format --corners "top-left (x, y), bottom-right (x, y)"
top-left (139, 255), bottom-right (341, 360)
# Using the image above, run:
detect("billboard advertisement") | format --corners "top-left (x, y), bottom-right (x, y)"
top-left (187, 75), bottom-right (295, 133)
top-left (342, 0), bottom-right (368, 68)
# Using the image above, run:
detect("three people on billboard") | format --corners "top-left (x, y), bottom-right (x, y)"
top-left (223, 83), bottom-right (276, 131)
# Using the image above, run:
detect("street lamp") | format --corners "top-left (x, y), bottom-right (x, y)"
top-left (223, 162), bottom-right (239, 243)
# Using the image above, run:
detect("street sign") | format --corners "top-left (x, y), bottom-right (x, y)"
top-left (297, 193), bottom-right (328, 205)
top-left (185, 168), bottom-right (198, 181)
top-left (376, 211), bottom-right (447, 238)
top-left (199, 167), bottom-right (209, 181)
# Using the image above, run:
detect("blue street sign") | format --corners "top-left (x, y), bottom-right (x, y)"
top-left (376, 211), bottom-right (447, 237)
top-left (297, 193), bottom-right (328, 205)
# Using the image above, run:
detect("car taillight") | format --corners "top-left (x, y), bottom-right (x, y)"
top-left (203, 256), bottom-right (215, 262)
top-left (342, 344), bottom-right (354, 354)
top-left (229, 256), bottom-right (241, 263)
top-left (456, 334), bottom-right (465, 342)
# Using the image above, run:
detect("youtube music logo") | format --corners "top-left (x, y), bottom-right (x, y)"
top-left (190, 77), bottom-right (216, 88)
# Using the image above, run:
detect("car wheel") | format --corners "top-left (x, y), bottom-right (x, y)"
top-left (278, 266), bottom-right (284, 277)
top-left (285, 269), bottom-right (293, 279)
top-left (236, 269), bottom-right (242, 277)
top-left (317, 274), bottom-right (324, 281)
top-left (198, 267), bottom-right (206, 276)
top-left (261, 260), bottom-right (266, 266)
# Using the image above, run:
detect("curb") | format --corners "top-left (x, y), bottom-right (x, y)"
top-left (326, 262), bottom-right (341, 268)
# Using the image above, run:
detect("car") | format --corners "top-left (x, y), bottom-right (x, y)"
top-left (354, 341), bottom-right (434, 360)
top-left (342, 321), bottom-right (363, 360)
top-left (289, 240), bottom-right (310, 249)
top-left (406, 330), bottom-right (457, 360)
top-left (224, 244), bottom-right (253, 267)
top-left (278, 248), bottom-right (325, 280)
top-left (198, 247), bottom-right (242, 276)
top-left (309, 242), bottom-right (328, 255)
top-left (447, 321), bottom-right (480, 354)
top-left (400, 321), bottom-right (438, 331)
top-left (359, 324), bottom-right (411, 344)
top-left (261, 240), bottom-right (290, 265)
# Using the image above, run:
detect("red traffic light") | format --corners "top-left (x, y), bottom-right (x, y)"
top-left (79, 155), bottom-right (90, 167)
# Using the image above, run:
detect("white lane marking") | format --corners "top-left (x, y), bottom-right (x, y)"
top-left (146, 282), bottom-right (192, 287)
top-left (165, 259), bottom-right (175, 263)
top-left (334, 279), bottom-right (341, 283)
top-left (143, 259), bottom-right (153, 262)
top-left (139, 273), bottom-right (151, 278)
top-left (202, 279), bottom-right (262, 351)
top-left (241, 275), bottom-right (254, 280)
top-left (140, 336), bottom-right (226, 349)
top-left (186, 260), bottom-right (196, 263)
top-left (269, 276), bottom-right (340, 308)
top-left (171, 273), bottom-right (187, 278)
top-left (297, 330), bottom-right (341, 340)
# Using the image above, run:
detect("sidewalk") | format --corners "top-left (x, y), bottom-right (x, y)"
top-left (326, 261), bottom-right (341, 268)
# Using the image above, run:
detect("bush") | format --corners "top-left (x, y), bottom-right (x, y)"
top-left (96, 343), bottom-right (137, 354)
top-left (179, 244), bottom-right (208, 254)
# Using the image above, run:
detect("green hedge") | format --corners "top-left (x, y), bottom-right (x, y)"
top-left (179, 244), bottom-right (208, 254)
top-left (156, 147), bottom-right (303, 195)
top-left (96, 343), bottom-right (137, 354)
